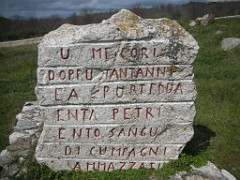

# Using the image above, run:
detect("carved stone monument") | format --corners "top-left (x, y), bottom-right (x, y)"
top-left (35, 9), bottom-right (199, 171)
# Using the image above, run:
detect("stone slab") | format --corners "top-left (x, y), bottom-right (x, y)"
top-left (37, 124), bottom-right (193, 144)
top-left (41, 102), bottom-right (195, 125)
top-left (38, 41), bottom-right (197, 67)
top-left (35, 143), bottom-right (183, 161)
top-left (36, 80), bottom-right (196, 105)
top-left (37, 65), bottom-right (194, 85)
top-left (35, 159), bottom-right (165, 171)
top-left (35, 9), bottom-right (199, 171)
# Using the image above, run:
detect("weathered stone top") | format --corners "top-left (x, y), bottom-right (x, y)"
top-left (40, 9), bottom-right (198, 50)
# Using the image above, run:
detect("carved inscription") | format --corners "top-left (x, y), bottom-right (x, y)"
top-left (38, 41), bottom-right (197, 67)
top-left (35, 10), bottom-right (198, 171)
top-left (42, 103), bottom-right (195, 125)
top-left (37, 81), bottom-right (196, 105)
top-left (36, 43), bottom-right (196, 170)
top-left (37, 65), bottom-right (193, 85)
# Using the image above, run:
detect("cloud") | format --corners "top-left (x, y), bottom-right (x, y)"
top-left (207, 0), bottom-right (239, 1)
top-left (0, 0), bottom-right (187, 18)
top-left (1, 0), bottom-right (238, 18)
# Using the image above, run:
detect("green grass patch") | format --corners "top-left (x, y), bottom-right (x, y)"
top-left (187, 17), bottom-right (240, 178)
top-left (16, 153), bottom-right (206, 180)
top-left (0, 45), bottom-right (37, 150)
top-left (0, 17), bottom-right (240, 179)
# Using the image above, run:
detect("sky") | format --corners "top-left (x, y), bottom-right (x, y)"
top-left (0, 0), bottom-right (239, 19)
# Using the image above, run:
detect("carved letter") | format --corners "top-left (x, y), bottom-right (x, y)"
top-left (68, 69), bottom-right (74, 80)
top-left (65, 146), bottom-right (72, 155)
top-left (129, 162), bottom-right (136, 168)
top-left (146, 107), bottom-right (154, 118)
top-left (107, 162), bottom-right (115, 171)
top-left (57, 109), bottom-right (64, 121)
top-left (109, 128), bottom-right (115, 138)
top-left (141, 47), bottom-right (148, 58)
top-left (99, 146), bottom-right (107, 155)
top-left (59, 70), bottom-right (66, 80)
top-left (105, 47), bottom-right (113, 60)
top-left (103, 86), bottom-right (110, 98)
top-left (112, 108), bottom-right (118, 120)
top-left (60, 48), bottom-right (70, 60)
top-left (86, 69), bottom-right (93, 80)
top-left (124, 108), bottom-right (130, 120)
top-left (94, 128), bottom-right (101, 137)
top-left (68, 89), bottom-right (79, 101)
top-left (131, 48), bottom-right (137, 58)
top-left (87, 162), bottom-right (96, 171)
top-left (140, 147), bottom-right (147, 156)
top-left (48, 70), bottom-right (55, 81)
top-left (167, 83), bottom-right (173, 93)
top-left (73, 162), bottom-right (82, 170)
top-left (119, 162), bottom-right (126, 170)
top-left (90, 147), bottom-right (95, 156)
top-left (68, 109), bottom-right (78, 121)
top-left (92, 48), bottom-right (101, 59)
top-left (120, 48), bottom-right (127, 59)
top-left (174, 82), bottom-right (183, 94)
top-left (116, 86), bottom-right (124, 98)
top-left (58, 128), bottom-right (66, 139)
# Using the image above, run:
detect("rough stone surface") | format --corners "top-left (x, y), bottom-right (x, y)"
top-left (221, 169), bottom-right (237, 180)
top-left (0, 102), bottom-right (43, 179)
top-left (189, 20), bottom-right (196, 27)
top-left (35, 9), bottom-right (199, 171)
top-left (191, 162), bottom-right (226, 179)
top-left (221, 37), bottom-right (240, 51)
top-left (215, 31), bottom-right (223, 35)
top-left (170, 162), bottom-right (237, 180)
top-left (196, 14), bottom-right (215, 26)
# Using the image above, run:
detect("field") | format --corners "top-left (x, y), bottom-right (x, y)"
top-left (0, 18), bottom-right (240, 179)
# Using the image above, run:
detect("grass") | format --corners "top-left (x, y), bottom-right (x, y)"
top-left (0, 45), bottom-right (37, 149)
top-left (16, 153), bottom-right (206, 180)
top-left (184, 17), bottom-right (240, 178)
top-left (1, 17), bottom-right (240, 179)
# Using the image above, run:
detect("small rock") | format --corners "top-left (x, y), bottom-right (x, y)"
top-left (170, 171), bottom-right (209, 180)
top-left (215, 31), bottom-right (223, 35)
top-left (148, 175), bottom-right (157, 180)
top-left (221, 37), bottom-right (240, 51)
top-left (189, 20), bottom-right (196, 27)
top-left (7, 137), bottom-right (31, 152)
top-left (191, 161), bottom-right (225, 179)
top-left (196, 14), bottom-right (215, 26)
top-left (221, 169), bottom-right (237, 180)
top-left (18, 157), bottom-right (25, 165)
top-left (14, 119), bottom-right (39, 131)
top-left (171, 162), bottom-right (236, 180)
top-left (22, 101), bottom-right (37, 112)
top-left (218, 25), bottom-right (228, 30)
top-left (7, 164), bottom-right (20, 177)
top-left (0, 150), bottom-right (13, 165)
top-left (9, 132), bottom-right (30, 144)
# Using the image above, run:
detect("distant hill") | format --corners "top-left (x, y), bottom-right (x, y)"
top-left (0, 17), bottom-right (11, 40)
top-left (0, 16), bottom-right (11, 27)
top-left (0, 1), bottom-right (240, 42)
top-left (182, 1), bottom-right (240, 19)
top-left (9, 15), bottom-right (29, 20)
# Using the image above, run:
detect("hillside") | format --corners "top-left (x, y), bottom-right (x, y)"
top-left (0, 1), bottom-right (240, 42)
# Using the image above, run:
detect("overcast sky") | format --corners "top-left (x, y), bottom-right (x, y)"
top-left (0, 0), bottom-right (239, 18)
